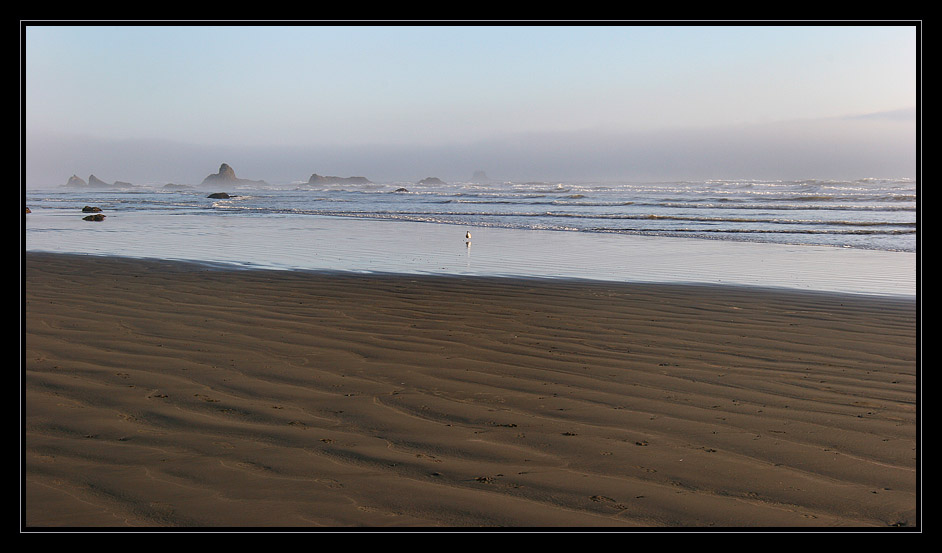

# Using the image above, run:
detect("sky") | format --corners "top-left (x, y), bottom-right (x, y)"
top-left (23, 23), bottom-right (918, 186)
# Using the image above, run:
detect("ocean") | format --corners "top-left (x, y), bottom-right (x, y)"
top-left (24, 177), bottom-right (917, 296)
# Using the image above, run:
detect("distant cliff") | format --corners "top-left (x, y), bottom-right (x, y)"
top-left (201, 163), bottom-right (267, 186)
top-left (308, 173), bottom-right (372, 185)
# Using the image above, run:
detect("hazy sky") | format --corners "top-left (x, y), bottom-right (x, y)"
top-left (24, 23), bottom-right (918, 186)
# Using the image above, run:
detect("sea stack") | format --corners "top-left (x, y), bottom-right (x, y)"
top-left (66, 175), bottom-right (87, 187)
top-left (201, 163), bottom-right (267, 187)
top-left (308, 173), bottom-right (372, 185)
top-left (87, 175), bottom-right (109, 187)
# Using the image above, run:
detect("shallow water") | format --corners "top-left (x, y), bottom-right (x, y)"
top-left (24, 206), bottom-right (916, 297)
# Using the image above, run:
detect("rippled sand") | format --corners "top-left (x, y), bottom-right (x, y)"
top-left (24, 253), bottom-right (918, 528)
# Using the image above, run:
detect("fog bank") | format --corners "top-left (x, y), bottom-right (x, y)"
top-left (25, 110), bottom-right (916, 188)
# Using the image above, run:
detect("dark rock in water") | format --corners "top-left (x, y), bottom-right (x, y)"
top-left (394, 187), bottom-right (409, 193)
top-left (66, 175), bottom-right (87, 187)
top-left (207, 192), bottom-right (232, 199)
top-left (163, 183), bottom-right (191, 190)
top-left (308, 173), bottom-right (372, 185)
top-left (82, 206), bottom-right (103, 213)
top-left (201, 163), bottom-right (267, 186)
top-left (82, 213), bottom-right (106, 221)
top-left (417, 177), bottom-right (446, 185)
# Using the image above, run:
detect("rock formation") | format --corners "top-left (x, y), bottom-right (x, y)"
top-left (82, 206), bottom-right (102, 213)
top-left (88, 174), bottom-right (109, 187)
top-left (417, 177), bottom-right (446, 185)
top-left (65, 174), bottom-right (135, 188)
top-left (207, 192), bottom-right (232, 199)
top-left (201, 163), bottom-right (267, 187)
top-left (471, 170), bottom-right (489, 182)
top-left (308, 174), bottom-right (372, 185)
top-left (207, 163), bottom-right (236, 182)
top-left (82, 213), bottom-right (106, 222)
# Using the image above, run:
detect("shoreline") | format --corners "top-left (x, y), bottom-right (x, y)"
top-left (24, 212), bottom-right (917, 297)
top-left (23, 252), bottom-right (918, 528)
top-left (23, 249), bottom-right (918, 301)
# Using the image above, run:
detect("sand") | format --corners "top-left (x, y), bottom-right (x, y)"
top-left (23, 252), bottom-right (918, 529)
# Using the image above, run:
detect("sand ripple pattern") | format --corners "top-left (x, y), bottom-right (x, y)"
top-left (24, 253), bottom-right (917, 528)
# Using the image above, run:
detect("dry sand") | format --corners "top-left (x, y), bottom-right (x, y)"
top-left (23, 252), bottom-right (918, 529)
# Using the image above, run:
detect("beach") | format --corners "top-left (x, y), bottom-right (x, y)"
top-left (23, 252), bottom-right (918, 528)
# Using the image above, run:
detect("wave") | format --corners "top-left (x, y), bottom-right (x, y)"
top-left (589, 228), bottom-right (917, 236)
top-left (211, 204), bottom-right (914, 227)
top-left (412, 197), bottom-right (912, 211)
top-left (25, 178), bottom-right (917, 252)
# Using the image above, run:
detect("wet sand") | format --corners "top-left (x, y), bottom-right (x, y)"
top-left (23, 252), bottom-right (918, 528)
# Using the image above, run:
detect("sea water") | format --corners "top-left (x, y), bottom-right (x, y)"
top-left (24, 178), bottom-right (917, 297)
